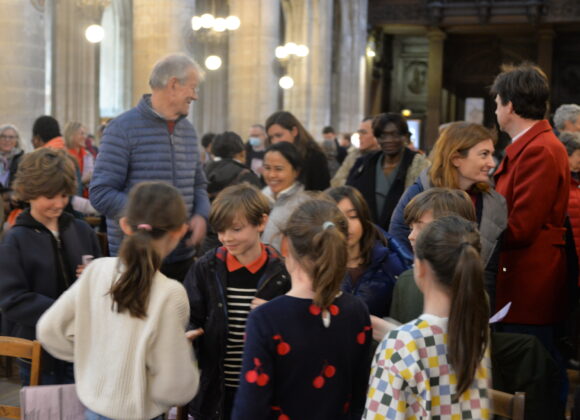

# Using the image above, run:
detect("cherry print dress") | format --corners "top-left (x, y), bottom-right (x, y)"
top-left (232, 293), bottom-right (372, 420)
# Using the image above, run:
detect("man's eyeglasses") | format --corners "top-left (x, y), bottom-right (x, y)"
top-left (0, 135), bottom-right (18, 141)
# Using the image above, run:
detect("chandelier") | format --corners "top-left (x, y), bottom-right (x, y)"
top-left (190, 13), bottom-right (241, 71)
top-left (191, 13), bottom-right (240, 33)
top-left (275, 43), bottom-right (310, 90)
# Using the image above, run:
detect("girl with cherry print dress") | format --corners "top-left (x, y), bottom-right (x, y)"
top-left (232, 199), bottom-right (372, 420)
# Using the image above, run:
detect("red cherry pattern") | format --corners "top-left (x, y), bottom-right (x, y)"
top-left (324, 365), bottom-right (336, 378)
top-left (309, 303), bottom-right (340, 317)
top-left (343, 398), bottom-right (351, 413)
top-left (312, 360), bottom-right (336, 389)
top-left (245, 370), bottom-right (258, 383)
top-left (309, 304), bottom-right (321, 316)
top-left (245, 357), bottom-right (269, 386)
top-left (273, 334), bottom-right (291, 356)
top-left (312, 375), bottom-right (325, 388)
top-left (257, 373), bottom-right (270, 386)
top-left (357, 325), bottom-right (372, 345)
top-left (272, 406), bottom-right (290, 420)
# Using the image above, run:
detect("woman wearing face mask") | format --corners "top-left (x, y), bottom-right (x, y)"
top-left (245, 124), bottom-right (267, 178)
top-left (389, 122), bottom-right (507, 311)
top-left (265, 111), bottom-right (330, 191)
top-left (261, 142), bottom-right (310, 253)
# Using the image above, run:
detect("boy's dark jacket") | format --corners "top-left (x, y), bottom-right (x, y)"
top-left (0, 209), bottom-right (101, 369)
top-left (184, 245), bottom-right (290, 419)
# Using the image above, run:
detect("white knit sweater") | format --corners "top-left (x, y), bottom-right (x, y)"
top-left (37, 257), bottom-right (199, 420)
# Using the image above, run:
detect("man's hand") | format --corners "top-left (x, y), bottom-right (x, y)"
top-left (187, 214), bottom-right (207, 246)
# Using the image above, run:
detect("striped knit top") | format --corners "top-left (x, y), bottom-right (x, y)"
top-left (224, 248), bottom-right (268, 388)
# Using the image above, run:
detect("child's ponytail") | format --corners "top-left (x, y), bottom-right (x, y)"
top-left (283, 199), bottom-right (349, 310)
top-left (310, 222), bottom-right (348, 309)
top-left (110, 182), bottom-right (187, 318)
top-left (448, 240), bottom-right (489, 396)
top-left (415, 215), bottom-right (489, 397)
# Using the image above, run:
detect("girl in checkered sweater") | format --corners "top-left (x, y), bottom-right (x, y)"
top-left (364, 215), bottom-right (491, 419)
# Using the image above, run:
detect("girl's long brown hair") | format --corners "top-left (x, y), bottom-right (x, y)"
top-left (110, 182), bottom-right (186, 318)
top-left (415, 215), bottom-right (489, 397)
top-left (283, 199), bottom-right (348, 310)
top-left (265, 111), bottom-right (323, 160)
top-left (325, 186), bottom-right (385, 266)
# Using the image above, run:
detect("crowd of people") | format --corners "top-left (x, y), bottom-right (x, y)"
top-left (1, 53), bottom-right (580, 420)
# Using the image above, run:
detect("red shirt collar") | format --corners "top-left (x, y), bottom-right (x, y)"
top-left (226, 243), bottom-right (268, 274)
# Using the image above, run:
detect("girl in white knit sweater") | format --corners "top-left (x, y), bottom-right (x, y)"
top-left (38, 181), bottom-right (200, 420)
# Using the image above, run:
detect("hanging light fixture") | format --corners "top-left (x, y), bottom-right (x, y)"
top-left (85, 24), bottom-right (105, 43)
top-left (279, 76), bottom-right (294, 90)
top-left (275, 42), bottom-right (309, 90)
top-left (205, 55), bottom-right (222, 71)
top-left (191, 13), bottom-right (241, 33)
top-left (275, 42), bottom-right (309, 60)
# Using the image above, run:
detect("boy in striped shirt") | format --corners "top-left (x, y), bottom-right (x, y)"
top-left (185, 184), bottom-right (291, 419)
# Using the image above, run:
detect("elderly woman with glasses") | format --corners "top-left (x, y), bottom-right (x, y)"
top-left (346, 113), bottom-right (430, 230)
top-left (0, 124), bottom-right (24, 191)
top-left (0, 124), bottom-right (25, 230)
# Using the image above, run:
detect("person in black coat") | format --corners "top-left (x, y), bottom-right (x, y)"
top-left (204, 131), bottom-right (261, 200)
top-left (346, 112), bottom-right (429, 230)
top-left (265, 111), bottom-right (330, 191)
top-left (0, 148), bottom-right (101, 385)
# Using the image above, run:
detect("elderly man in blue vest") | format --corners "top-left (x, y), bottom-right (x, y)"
top-left (90, 53), bottom-right (210, 282)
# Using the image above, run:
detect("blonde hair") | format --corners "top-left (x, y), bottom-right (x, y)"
top-left (63, 121), bottom-right (84, 149)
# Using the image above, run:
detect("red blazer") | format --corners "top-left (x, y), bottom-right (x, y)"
top-left (494, 120), bottom-right (570, 324)
top-left (568, 175), bottom-right (580, 286)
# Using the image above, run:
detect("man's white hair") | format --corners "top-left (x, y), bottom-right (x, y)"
top-left (149, 53), bottom-right (205, 89)
top-left (554, 104), bottom-right (580, 130)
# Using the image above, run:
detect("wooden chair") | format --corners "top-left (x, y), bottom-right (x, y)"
top-left (96, 232), bottom-right (109, 257)
top-left (0, 337), bottom-right (41, 419)
top-left (490, 389), bottom-right (525, 420)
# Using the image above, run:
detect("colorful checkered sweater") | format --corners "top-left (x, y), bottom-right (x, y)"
top-left (364, 314), bottom-right (491, 420)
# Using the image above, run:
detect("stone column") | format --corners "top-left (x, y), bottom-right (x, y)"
top-left (52, 1), bottom-right (101, 133)
top-left (0, 0), bottom-right (46, 150)
top-left (283, 0), bottom-right (333, 139)
top-left (425, 27), bottom-right (446, 150)
top-left (132, 0), bottom-right (195, 105)
top-left (228, 0), bottom-right (280, 137)
top-left (332, 0), bottom-right (367, 133)
top-left (537, 26), bottom-right (555, 82)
